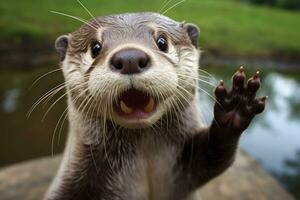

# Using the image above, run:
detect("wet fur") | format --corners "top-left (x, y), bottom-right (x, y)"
top-left (45, 12), bottom-right (266, 200)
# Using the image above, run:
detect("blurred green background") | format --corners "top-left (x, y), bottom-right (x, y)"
top-left (0, 0), bottom-right (300, 199)
top-left (1, 0), bottom-right (300, 57)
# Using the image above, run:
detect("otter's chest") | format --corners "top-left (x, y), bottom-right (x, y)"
top-left (105, 136), bottom-right (181, 200)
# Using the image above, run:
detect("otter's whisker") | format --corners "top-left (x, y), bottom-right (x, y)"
top-left (152, 76), bottom-right (175, 129)
top-left (101, 92), bottom-right (115, 172)
top-left (29, 68), bottom-right (61, 90)
top-left (76, 0), bottom-right (101, 27)
top-left (28, 75), bottom-right (87, 118)
top-left (84, 81), bottom-right (111, 162)
top-left (56, 108), bottom-right (68, 146)
top-left (162, 69), bottom-right (216, 85)
top-left (57, 87), bottom-right (90, 145)
top-left (176, 63), bottom-right (217, 81)
top-left (176, 73), bottom-right (217, 87)
top-left (158, 0), bottom-right (174, 13)
top-left (42, 84), bottom-right (86, 121)
top-left (51, 87), bottom-right (89, 155)
top-left (176, 76), bottom-right (225, 110)
top-left (80, 94), bottom-right (95, 130)
top-left (42, 84), bottom-right (67, 107)
top-left (50, 11), bottom-right (98, 31)
top-left (27, 83), bottom-right (67, 118)
top-left (108, 85), bottom-right (118, 132)
top-left (153, 81), bottom-right (167, 130)
top-left (52, 107), bottom-right (68, 156)
top-left (168, 95), bottom-right (184, 133)
top-left (152, 76), bottom-right (185, 130)
top-left (162, 0), bottom-right (186, 15)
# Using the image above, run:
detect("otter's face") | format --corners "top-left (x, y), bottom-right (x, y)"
top-left (55, 12), bottom-right (200, 129)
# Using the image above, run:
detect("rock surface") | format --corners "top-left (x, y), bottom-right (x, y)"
top-left (0, 151), bottom-right (294, 200)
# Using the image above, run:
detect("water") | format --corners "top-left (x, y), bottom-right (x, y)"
top-left (0, 66), bottom-right (299, 198)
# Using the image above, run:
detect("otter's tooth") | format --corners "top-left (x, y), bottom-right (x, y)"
top-left (144, 98), bottom-right (154, 113)
top-left (120, 101), bottom-right (133, 114)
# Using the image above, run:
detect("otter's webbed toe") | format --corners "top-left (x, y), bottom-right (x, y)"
top-left (213, 66), bottom-right (267, 133)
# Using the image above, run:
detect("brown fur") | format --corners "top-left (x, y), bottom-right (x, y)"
top-left (45, 12), bottom-right (266, 200)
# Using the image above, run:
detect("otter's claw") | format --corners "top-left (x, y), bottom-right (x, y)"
top-left (214, 67), bottom-right (267, 133)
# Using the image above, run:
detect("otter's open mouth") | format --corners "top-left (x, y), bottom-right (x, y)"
top-left (114, 88), bottom-right (157, 120)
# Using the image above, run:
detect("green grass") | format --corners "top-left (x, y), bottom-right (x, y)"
top-left (0, 0), bottom-right (300, 56)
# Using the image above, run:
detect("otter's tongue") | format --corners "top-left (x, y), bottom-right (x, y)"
top-left (118, 88), bottom-right (155, 116)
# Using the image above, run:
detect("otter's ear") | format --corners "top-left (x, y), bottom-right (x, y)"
top-left (55, 35), bottom-right (69, 61)
top-left (183, 23), bottom-right (200, 48)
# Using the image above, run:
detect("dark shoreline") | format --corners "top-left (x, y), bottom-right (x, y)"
top-left (0, 151), bottom-right (295, 200)
top-left (1, 39), bottom-right (299, 70)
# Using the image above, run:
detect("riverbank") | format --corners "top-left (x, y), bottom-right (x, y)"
top-left (0, 150), bottom-right (294, 200)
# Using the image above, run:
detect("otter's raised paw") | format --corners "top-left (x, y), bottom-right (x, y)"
top-left (213, 66), bottom-right (267, 133)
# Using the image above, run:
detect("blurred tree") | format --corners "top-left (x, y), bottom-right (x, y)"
top-left (242, 0), bottom-right (300, 10)
top-left (246, 0), bottom-right (276, 5)
top-left (277, 0), bottom-right (300, 10)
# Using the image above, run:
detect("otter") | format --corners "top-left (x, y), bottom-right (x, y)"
top-left (45, 12), bottom-right (267, 200)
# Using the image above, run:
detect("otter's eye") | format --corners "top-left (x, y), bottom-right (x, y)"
top-left (156, 36), bottom-right (168, 52)
top-left (91, 41), bottom-right (102, 58)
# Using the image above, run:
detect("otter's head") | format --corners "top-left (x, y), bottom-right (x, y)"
top-left (55, 12), bottom-right (200, 129)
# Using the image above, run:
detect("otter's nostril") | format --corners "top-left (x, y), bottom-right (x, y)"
top-left (115, 60), bottom-right (123, 70)
top-left (139, 58), bottom-right (148, 68)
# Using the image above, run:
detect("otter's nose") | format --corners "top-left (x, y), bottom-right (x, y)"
top-left (110, 48), bottom-right (150, 74)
